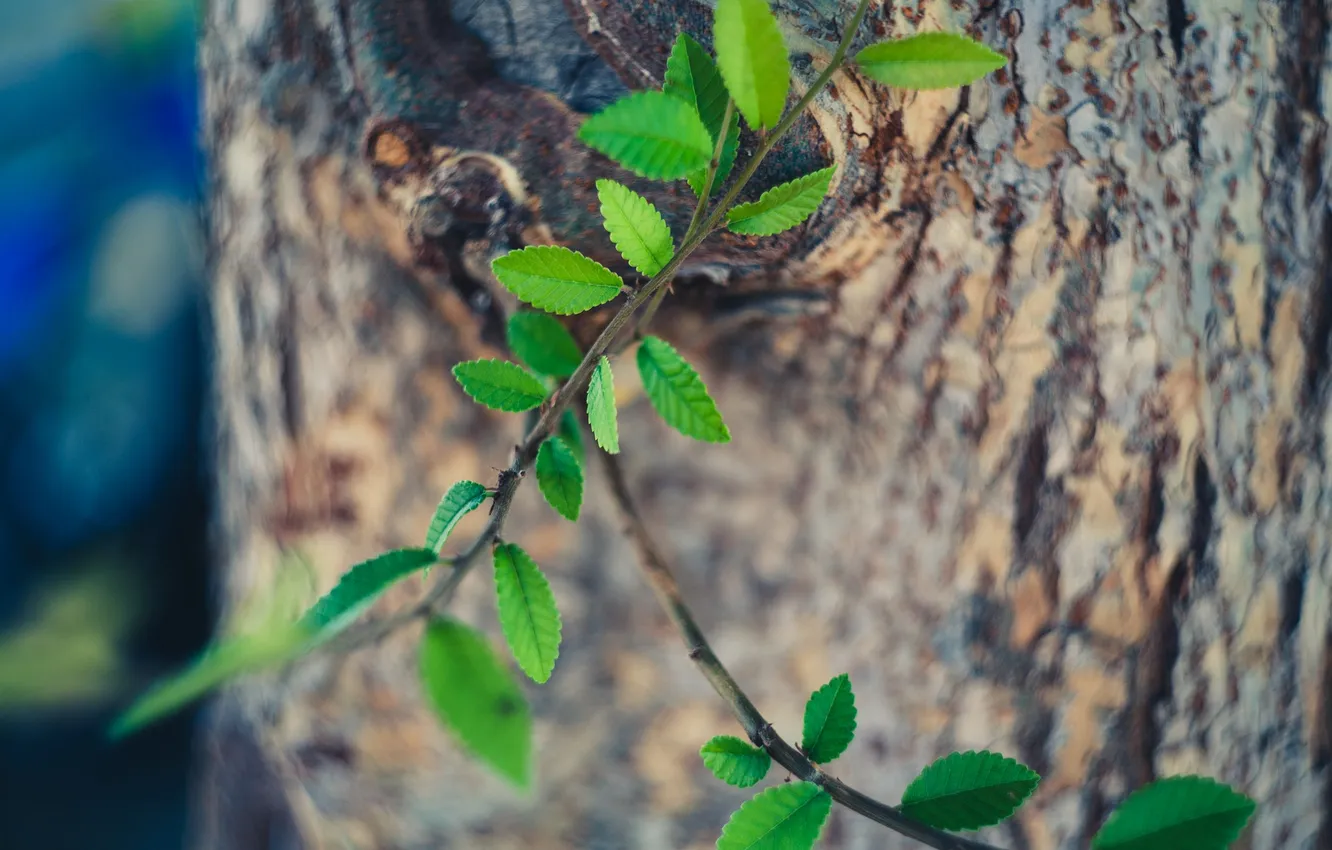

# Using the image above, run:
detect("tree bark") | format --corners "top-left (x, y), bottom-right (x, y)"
top-left (199, 1), bottom-right (1332, 848)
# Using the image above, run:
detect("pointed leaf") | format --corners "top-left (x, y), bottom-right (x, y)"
top-left (717, 781), bottom-right (833, 850)
top-left (493, 543), bottom-right (563, 683)
top-left (713, 0), bottom-right (790, 130)
top-left (855, 33), bottom-right (1006, 91)
top-left (536, 437), bottom-right (584, 521)
top-left (301, 548), bottom-right (440, 635)
top-left (1091, 776), bottom-right (1256, 850)
top-left (900, 750), bottom-right (1041, 831)
top-left (559, 409), bottom-right (586, 464)
top-left (688, 112), bottom-right (741, 198)
top-left (800, 673), bottom-right (858, 764)
top-left (726, 166), bottom-right (836, 236)
top-left (664, 33), bottom-right (730, 139)
top-left (637, 336), bottom-right (730, 443)
top-left (419, 617), bottom-right (532, 788)
top-left (111, 622), bottom-right (310, 738)
top-left (587, 356), bottom-right (620, 454)
top-left (578, 90), bottom-right (713, 180)
top-left (700, 735), bottom-right (771, 788)
top-left (597, 179), bottom-right (674, 276)
top-left (426, 481), bottom-right (488, 553)
top-left (492, 246), bottom-right (623, 315)
top-left (453, 359), bottom-right (548, 412)
top-left (507, 312), bottom-right (583, 378)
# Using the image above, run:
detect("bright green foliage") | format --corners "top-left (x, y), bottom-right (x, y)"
top-left (688, 114), bottom-right (741, 198)
top-left (900, 750), bottom-right (1041, 832)
top-left (535, 437), bottom-right (584, 521)
top-left (636, 336), bottom-right (730, 443)
top-left (800, 673), bottom-right (857, 764)
top-left (596, 179), bottom-right (674, 276)
top-left (587, 356), bottom-right (620, 454)
top-left (854, 33), bottom-right (1006, 91)
top-left (726, 166), bottom-right (836, 236)
top-left (111, 621), bottom-right (310, 738)
top-left (663, 33), bottom-right (741, 197)
top-left (301, 548), bottom-right (439, 635)
top-left (717, 781), bottom-right (832, 850)
top-left (452, 359), bottom-right (548, 412)
top-left (1091, 776), bottom-right (1256, 850)
top-left (492, 246), bottom-right (623, 316)
top-left (578, 90), bottom-right (714, 179)
top-left (426, 481), bottom-right (488, 553)
top-left (559, 410), bottom-right (585, 463)
top-left (700, 735), bottom-right (771, 788)
top-left (419, 618), bottom-right (532, 788)
top-left (493, 543), bottom-right (563, 683)
top-left (713, 0), bottom-right (790, 130)
top-left (506, 312), bottom-right (583, 378)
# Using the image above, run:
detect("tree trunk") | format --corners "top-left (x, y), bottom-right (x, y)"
top-left (198, 1), bottom-right (1332, 848)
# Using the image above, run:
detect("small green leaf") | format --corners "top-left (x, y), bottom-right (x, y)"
top-left (596, 179), bottom-right (674, 276)
top-left (1091, 776), bottom-right (1256, 850)
top-left (800, 673), bottom-right (857, 764)
top-left (713, 0), bottom-right (790, 130)
top-left (111, 622), bottom-right (310, 738)
top-left (726, 166), bottom-right (836, 236)
top-left (506, 312), bottom-right (583, 378)
top-left (492, 246), bottom-right (624, 316)
top-left (535, 437), bottom-right (584, 521)
top-left (559, 409), bottom-right (586, 464)
top-left (900, 750), bottom-right (1041, 832)
top-left (419, 617), bottom-right (532, 788)
top-left (493, 543), bottom-right (563, 683)
top-left (664, 33), bottom-right (730, 140)
top-left (688, 112), bottom-right (741, 199)
top-left (700, 735), bottom-right (771, 788)
top-left (578, 90), bottom-right (713, 180)
top-left (452, 359), bottom-right (548, 412)
top-left (636, 336), bottom-right (730, 443)
top-left (854, 33), bottom-right (1006, 91)
top-left (587, 356), bottom-right (620, 454)
top-left (717, 781), bottom-right (833, 850)
top-left (426, 481), bottom-right (488, 553)
top-left (301, 548), bottom-right (440, 635)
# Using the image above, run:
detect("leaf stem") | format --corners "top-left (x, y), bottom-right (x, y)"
top-left (597, 451), bottom-right (1006, 850)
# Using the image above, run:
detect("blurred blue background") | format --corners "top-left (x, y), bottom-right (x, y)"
top-left (0, 0), bottom-right (210, 847)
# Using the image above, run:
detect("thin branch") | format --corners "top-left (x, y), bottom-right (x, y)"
top-left (598, 451), bottom-right (1007, 850)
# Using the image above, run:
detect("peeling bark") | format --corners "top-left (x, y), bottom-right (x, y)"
top-left (201, 1), bottom-right (1332, 848)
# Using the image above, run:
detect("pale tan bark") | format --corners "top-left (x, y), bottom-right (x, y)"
top-left (199, 1), bottom-right (1332, 848)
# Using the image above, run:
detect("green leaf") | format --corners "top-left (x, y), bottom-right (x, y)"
top-left (800, 673), bottom-right (857, 764)
top-left (596, 179), bottom-right (674, 276)
top-left (111, 622), bottom-right (310, 738)
top-left (426, 481), bottom-right (488, 555)
top-left (854, 33), bottom-right (1006, 91)
top-left (713, 0), bottom-right (790, 130)
top-left (700, 735), bottom-right (771, 788)
top-left (559, 409), bottom-right (586, 464)
top-left (900, 750), bottom-right (1041, 831)
top-left (664, 33), bottom-right (730, 139)
top-left (717, 781), bottom-right (833, 850)
top-left (1091, 776), bottom-right (1256, 850)
top-left (587, 356), bottom-right (620, 454)
top-left (535, 437), bottom-right (584, 521)
top-left (726, 166), bottom-right (836, 236)
top-left (419, 617), bottom-right (532, 788)
top-left (492, 246), bottom-right (624, 316)
top-left (688, 112), bottom-right (741, 199)
top-left (301, 548), bottom-right (440, 635)
top-left (506, 312), bottom-right (583, 378)
top-left (493, 543), bottom-right (563, 683)
top-left (636, 336), bottom-right (730, 443)
top-left (453, 359), bottom-right (548, 412)
top-left (578, 90), bottom-right (713, 180)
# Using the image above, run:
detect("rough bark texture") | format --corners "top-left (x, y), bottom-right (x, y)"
top-left (200, 0), bottom-right (1332, 848)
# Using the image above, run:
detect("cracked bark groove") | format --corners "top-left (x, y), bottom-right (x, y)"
top-left (200, 0), bottom-right (1331, 848)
